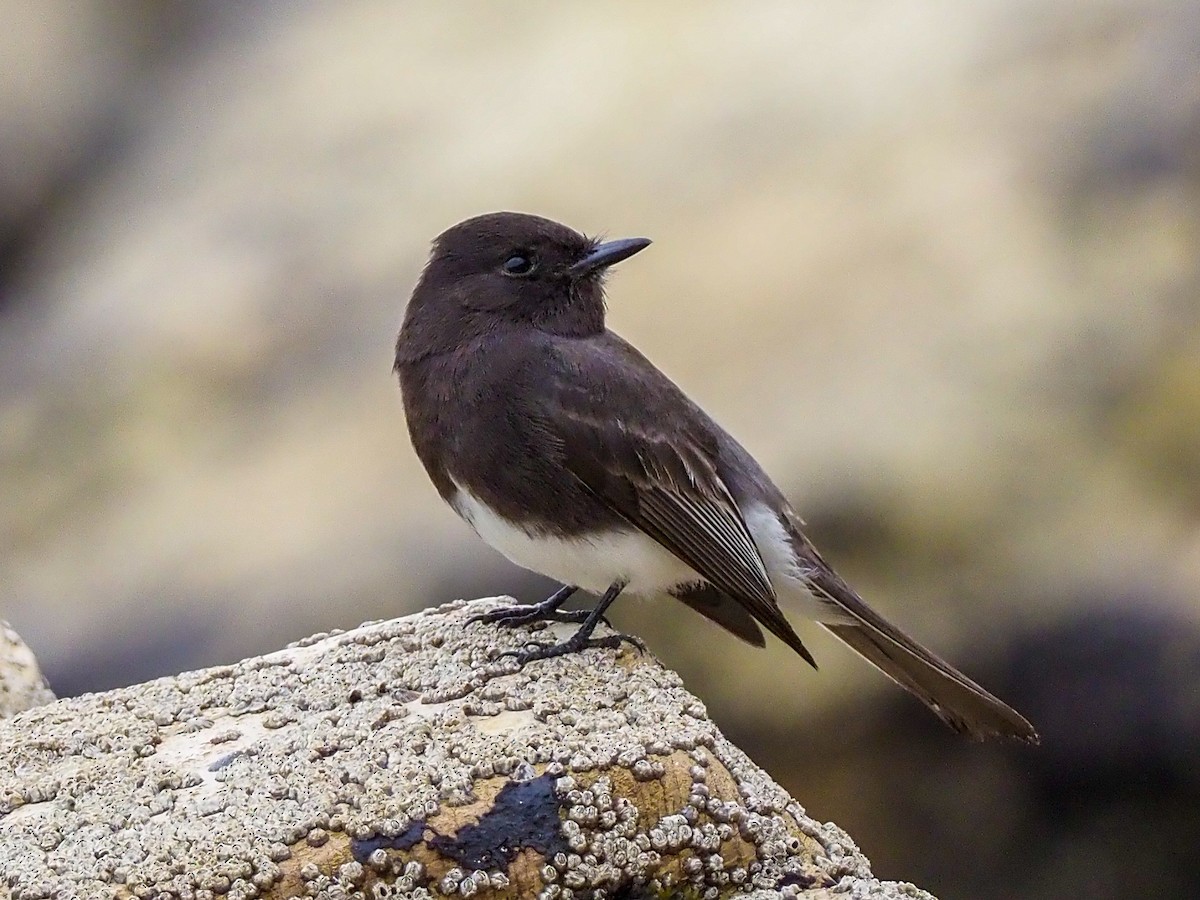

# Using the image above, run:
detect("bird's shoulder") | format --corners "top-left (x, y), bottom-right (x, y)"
top-left (538, 332), bottom-right (717, 441)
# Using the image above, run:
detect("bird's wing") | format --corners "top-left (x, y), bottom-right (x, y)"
top-left (541, 337), bottom-right (815, 665)
top-left (670, 583), bottom-right (766, 647)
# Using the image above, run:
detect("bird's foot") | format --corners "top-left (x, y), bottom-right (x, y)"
top-left (470, 603), bottom-right (591, 627)
top-left (498, 629), bottom-right (645, 664)
top-left (476, 581), bottom-right (636, 664)
top-left (468, 584), bottom-right (592, 628)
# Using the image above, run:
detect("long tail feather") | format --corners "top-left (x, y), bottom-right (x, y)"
top-left (821, 616), bottom-right (1037, 742)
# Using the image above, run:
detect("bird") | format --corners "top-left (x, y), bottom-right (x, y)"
top-left (394, 211), bottom-right (1038, 742)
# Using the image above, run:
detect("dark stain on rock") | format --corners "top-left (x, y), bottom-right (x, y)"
top-left (350, 818), bottom-right (426, 862)
top-left (429, 773), bottom-right (568, 869)
top-left (779, 871), bottom-right (822, 889)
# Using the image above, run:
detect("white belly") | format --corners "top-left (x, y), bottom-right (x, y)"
top-left (452, 486), bottom-right (848, 624)
top-left (451, 487), bottom-right (702, 595)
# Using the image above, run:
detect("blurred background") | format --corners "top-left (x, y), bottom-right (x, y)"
top-left (2, 1), bottom-right (1198, 896)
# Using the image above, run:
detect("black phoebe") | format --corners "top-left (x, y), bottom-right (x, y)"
top-left (395, 211), bottom-right (1038, 742)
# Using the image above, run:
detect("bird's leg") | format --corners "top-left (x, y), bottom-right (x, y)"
top-left (499, 581), bottom-right (645, 664)
top-left (469, 584), bottom-right (584, 627)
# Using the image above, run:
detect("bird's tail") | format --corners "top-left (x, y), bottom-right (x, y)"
top-left (783, 526), bottom-right (1038, 741)
top-left (821, 617), bottom-right (1037, 741)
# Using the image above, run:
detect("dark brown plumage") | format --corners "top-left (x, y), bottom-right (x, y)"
top-left (395, 211), bottom-right (1038, 742)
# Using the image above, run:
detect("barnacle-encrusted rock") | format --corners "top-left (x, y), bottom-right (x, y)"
top-left (0, 598), bottom-right (935, 899)
top-left (0, 620), bottom-right (54, 717)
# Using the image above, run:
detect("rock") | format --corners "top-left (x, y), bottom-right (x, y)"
top-left (0, 598), bottom-right (933, 899)
top-left (0, 620), bottom-right (54, 717)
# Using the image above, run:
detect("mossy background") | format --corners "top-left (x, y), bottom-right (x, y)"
top-left (2, 3), bottom-right (1197, 897)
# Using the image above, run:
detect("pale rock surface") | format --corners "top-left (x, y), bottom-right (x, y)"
top-left (0, 598), bottom-right (934, 899)
top-left (0, 620), bottom-right (54, 717)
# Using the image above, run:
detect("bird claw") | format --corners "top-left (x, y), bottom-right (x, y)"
top-left (497, 631), bottom-right (643, 664)
top-left (474, 582), bottom-right (636, 663)
top-left (468, 604), bottom-right (591, 628)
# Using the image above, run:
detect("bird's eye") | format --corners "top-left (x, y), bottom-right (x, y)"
top-left (501, 253), bottom-right (536, 277)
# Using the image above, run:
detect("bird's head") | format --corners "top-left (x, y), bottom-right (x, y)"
top-left (397, 211), bottom-right (650, 363)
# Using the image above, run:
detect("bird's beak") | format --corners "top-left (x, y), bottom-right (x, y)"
top-left (567, 237), bottom-right (652, 278)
